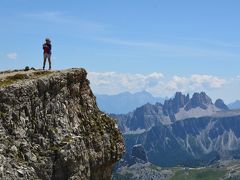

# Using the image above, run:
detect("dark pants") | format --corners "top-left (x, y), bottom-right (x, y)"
top-left (43, 53), bottom-right (51, 70)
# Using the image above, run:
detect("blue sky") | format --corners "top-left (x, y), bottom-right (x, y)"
top-left (0, 0), bottom-right (240, 102)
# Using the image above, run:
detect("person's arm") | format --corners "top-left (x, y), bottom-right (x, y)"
top-left (43, 44), bottom-right (47, 49)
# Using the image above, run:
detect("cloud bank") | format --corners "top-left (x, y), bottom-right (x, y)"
top-left (88, 72), bottom-right (226, 97)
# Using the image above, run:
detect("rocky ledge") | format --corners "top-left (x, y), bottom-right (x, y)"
top-left (0, 68), bottom-right (124, 180)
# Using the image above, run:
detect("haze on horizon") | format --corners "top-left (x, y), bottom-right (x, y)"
top-left (0, 0), bottom-right (240, 103)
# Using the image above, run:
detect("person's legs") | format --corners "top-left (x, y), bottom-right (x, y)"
top-left (48, 54), bottom-right (51, 70)
top-left (43, 53), bottom-right (47, 70)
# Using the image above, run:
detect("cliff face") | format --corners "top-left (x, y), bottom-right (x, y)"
top-left (0, 68), bottom-right (124, 180)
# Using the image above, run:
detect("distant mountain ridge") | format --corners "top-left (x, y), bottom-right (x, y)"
top-left (96, 91), bottom-right (164, 114)
top-left (111, 92), bottom-right (240, 167)
top-left (112, 92), bottom-right (229, 133)
top-left (228, 100), bottom-right (240, 110)
top-left (123, 115), bottom-right (240, 166)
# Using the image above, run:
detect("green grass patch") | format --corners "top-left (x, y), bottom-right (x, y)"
top-left (61, 135), bottom-right (73, 143)
top-left (0, 74), bottom-right (28, 87)
top-left (171, 168), bottom-right (226, 180)
top-left (0, 73), bottom-right (29, 87)
top-left (0, 111), bottom-right (7, 119)
top-left (0, 79), bottom-right (15, 87)
top-left (7, 73), bottom-right (29, 80)
top-left (33, 71), bottom-right (53, 77)
top-left (49, 144), bottom-right (61, 152)
top-left (0, 71), bottom-right (53, 87)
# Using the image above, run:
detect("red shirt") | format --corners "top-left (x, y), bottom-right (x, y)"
top-left (43, 43), bottom-right (51, 54)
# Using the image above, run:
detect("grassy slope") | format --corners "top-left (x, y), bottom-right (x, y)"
top-left (0, 71), bottom-right (53, 87)
top-left (113, 160), bottom-right (240, 180)
top-left (171, 168), bottom-right (226, 180)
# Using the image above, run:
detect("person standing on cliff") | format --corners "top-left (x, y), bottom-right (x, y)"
top-left (42, 38), bottom-right (52, 70)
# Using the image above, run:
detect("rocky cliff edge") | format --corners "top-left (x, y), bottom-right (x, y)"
top-left (0, 68), bottom-right (124, 180)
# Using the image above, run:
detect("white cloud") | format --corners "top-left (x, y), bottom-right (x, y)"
top-left (165, 75), bottom-right (226, 92)
top-left (88, 72), bottom-right (226, 97)
top-left (88, 72), bottom-right (164, 95)
top-left (6, 53), bottom-right (17, 60)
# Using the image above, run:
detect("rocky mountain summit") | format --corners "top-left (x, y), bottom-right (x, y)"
top-left (0, 68), bottom-right (124, 180)
top-left (113, 92), bottom-right (230, 133)
top-left (112, 92), bottom-right (240, 167)
top-left (163, 92), bottom-right (226, 121)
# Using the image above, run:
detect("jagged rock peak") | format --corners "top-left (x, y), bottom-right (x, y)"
top-left (163, 91), bottom-right (216, 114)
top-left (193, 92), bottom-right (212, 104)
top-left (0, 68), bottom-right (124, 180)
top-left (215, 99), bottom-right (229, 110)
top-left (163, 92), bottom-right (189, 115)
top-left (185, 92), bottom-right (212, 111)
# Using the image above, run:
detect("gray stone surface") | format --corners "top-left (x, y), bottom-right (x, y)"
top-left (0, 68), bottom-right (124, 180)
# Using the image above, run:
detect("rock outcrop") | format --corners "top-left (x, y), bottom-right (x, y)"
top-left (215, 99), bottom-right (229, 110)
top-left (163, 92), bottom-right (189, 115)
top-left (131, 144), bottom-right (148, 163)
top-left (0, 68), bottom-right (124, 180)
top-left (185, 92), bottom-right (212, 111)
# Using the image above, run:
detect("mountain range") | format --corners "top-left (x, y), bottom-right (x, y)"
top-left (111, 92), bottom-right (240, 167)
top-left (96, 91), bottom-right (164, 114)
top-left (96, 91), bottom-right (240, 114)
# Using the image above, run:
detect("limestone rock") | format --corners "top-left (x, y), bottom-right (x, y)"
top-left (0, 68), bottom-right (124, 180)
top-left (185, 92), bottom-right (212, 110)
